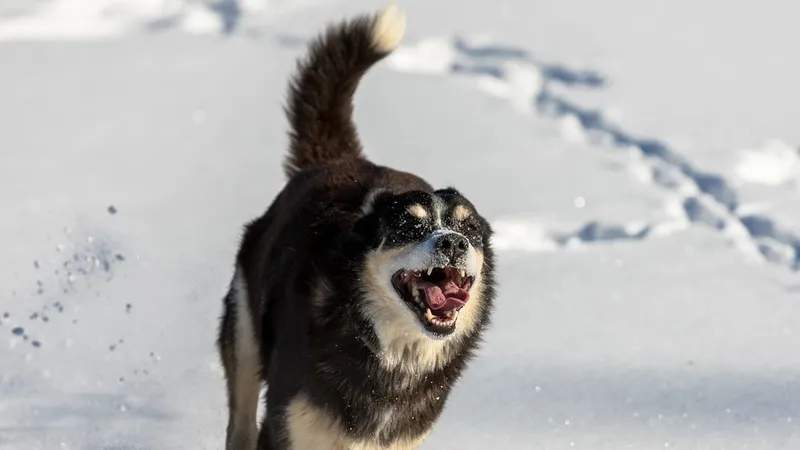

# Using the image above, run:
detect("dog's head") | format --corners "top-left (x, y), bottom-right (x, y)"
top-left (351, 187), bottom-right (494, 363)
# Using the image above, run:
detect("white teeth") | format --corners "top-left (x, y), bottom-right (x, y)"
top-left (459, 270), bottom-right (466, 278)
top-left (411, 281), bottom-right (419, 298)
top-left (427, 267), bottom-right (434, 276)
top-left (442, 310), bottom-right (459, 320)
top-left (423, 308), bottom-right (459, 327)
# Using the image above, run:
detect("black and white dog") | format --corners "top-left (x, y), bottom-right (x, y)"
top-left (216, 5), bottom-right (497, 449)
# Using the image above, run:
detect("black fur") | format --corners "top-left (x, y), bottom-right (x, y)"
top-left (217, 8), bottom-right (497, 450)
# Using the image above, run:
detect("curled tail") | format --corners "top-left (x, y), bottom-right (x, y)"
top-left (282, 4), bottom-right (406, 178)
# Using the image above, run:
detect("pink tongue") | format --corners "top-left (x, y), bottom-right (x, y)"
top-left (421, 280), bottom-right (470, 311)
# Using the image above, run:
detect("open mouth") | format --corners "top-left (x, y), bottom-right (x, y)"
top-left (392, 267), bottom-right (474, 335)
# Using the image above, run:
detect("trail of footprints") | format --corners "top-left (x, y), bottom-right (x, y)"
top-left (388, 36), bottom-right (800, 270)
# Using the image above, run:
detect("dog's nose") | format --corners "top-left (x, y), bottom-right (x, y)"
top-left (436, 233), bottom-right (469, 261)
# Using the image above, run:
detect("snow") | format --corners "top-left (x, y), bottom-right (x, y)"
top-left (735, 140), bottom-right (800, 187)
top-left (1, 0), bottom-right (800, 449)
top-left (0, 0), bottom-right (218, 39)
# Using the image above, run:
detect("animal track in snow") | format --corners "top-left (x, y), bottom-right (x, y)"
top-left (492, 215), bottom-right (689, 254)
top-left (388, 36), bottom-right (800, 269)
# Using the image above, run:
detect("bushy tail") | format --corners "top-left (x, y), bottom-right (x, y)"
top-left (282, 4), bottom-right (406, 178)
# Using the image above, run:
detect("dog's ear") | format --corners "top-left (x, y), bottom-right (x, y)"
top-left (351, 213), bottom-right (379, 244)
top-left (351, 188), bottom-right (394, 248)
top-left (360, 188), bottom-right (394, 216)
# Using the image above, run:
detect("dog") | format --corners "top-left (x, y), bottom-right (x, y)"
top-left (216, 4), bottom-right (497, 449)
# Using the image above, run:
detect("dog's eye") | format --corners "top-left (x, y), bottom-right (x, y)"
top-left (463, 220), bottom-right (478, 233)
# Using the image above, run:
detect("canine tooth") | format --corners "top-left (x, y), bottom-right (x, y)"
top-left (459, 270), bottom-right (466, 278)
top-left (427, 267), bottom-right (433, 276)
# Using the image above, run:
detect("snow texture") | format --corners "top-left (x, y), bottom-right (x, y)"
top-left (1, 0), bottom-right (800, 449)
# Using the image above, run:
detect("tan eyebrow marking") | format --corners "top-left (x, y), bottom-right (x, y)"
top-left (453, 205), bottom-right (470, 221)
top-left (408, 204), bottom-right (428, 219)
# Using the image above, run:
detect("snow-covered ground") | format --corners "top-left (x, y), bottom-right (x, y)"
top-left (1, 1), bottom-right (800, 448)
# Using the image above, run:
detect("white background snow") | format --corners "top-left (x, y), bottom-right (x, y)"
top-left (2, 0), bottom-right (800, 448)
